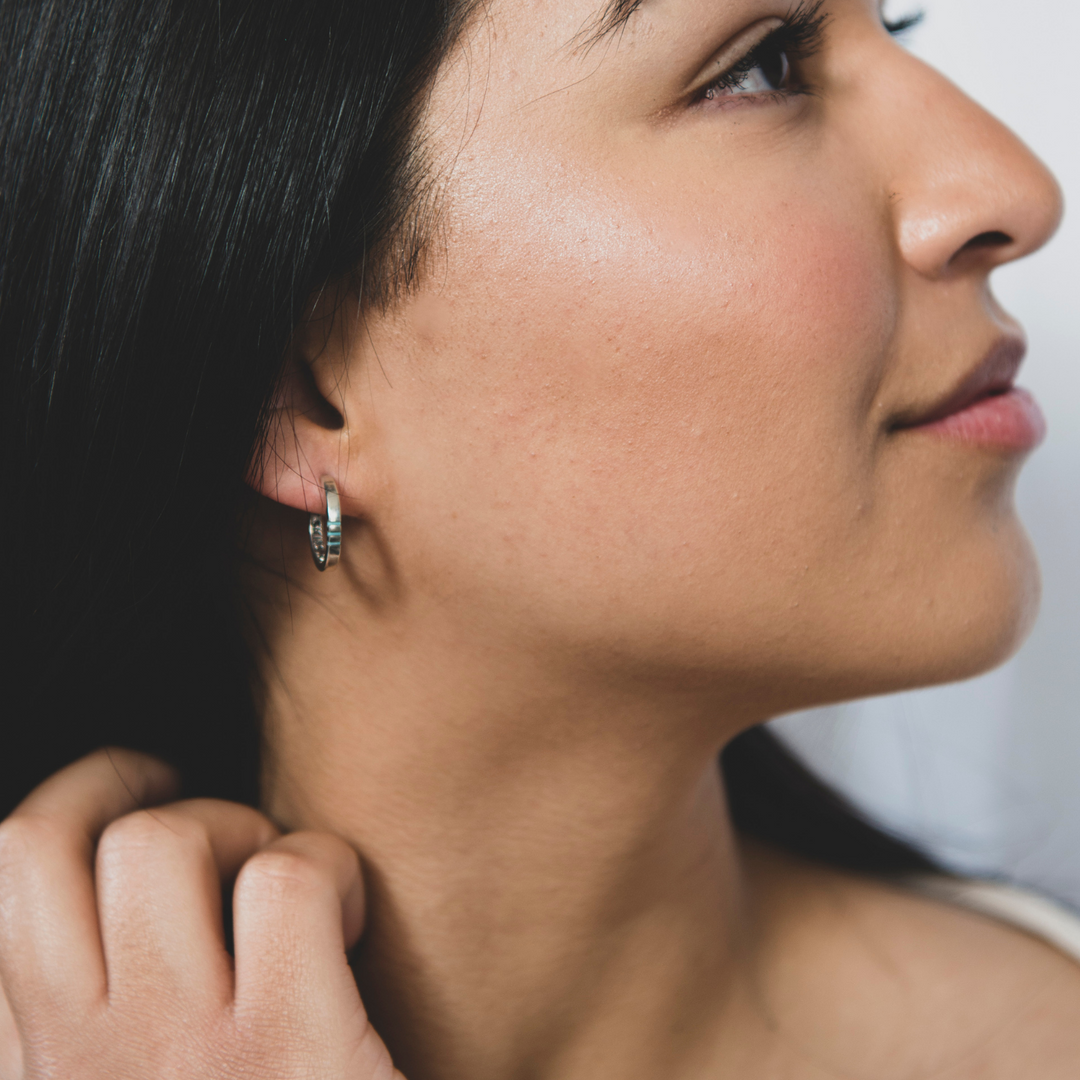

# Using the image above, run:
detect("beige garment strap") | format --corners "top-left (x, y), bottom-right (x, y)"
top-left (901, 874), bottom-right (1080, 965)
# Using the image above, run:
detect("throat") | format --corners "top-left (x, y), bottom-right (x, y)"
top-left (264, 725), bottom-right (752, 1080)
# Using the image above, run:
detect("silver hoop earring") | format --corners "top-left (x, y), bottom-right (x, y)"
top-left (308, 475), bottom-right (341, 571)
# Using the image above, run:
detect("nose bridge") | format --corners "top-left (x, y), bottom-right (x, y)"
top-left (880, 54), bottom-right (1063, 279)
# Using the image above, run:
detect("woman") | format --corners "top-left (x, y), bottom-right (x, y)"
top-left (2, 0), bottom-right (1078, 1076)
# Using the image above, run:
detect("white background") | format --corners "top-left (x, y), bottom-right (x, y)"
top-left (774, 0), bottom-right (1080, 905)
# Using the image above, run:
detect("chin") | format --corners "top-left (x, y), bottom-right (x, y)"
top-left (874, 519), bottom-right (1040, 699)
top-left (772, 516), bottom-right (1043, 716)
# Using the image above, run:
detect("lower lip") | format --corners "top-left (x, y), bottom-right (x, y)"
top-left (913, 387), bottom-right (1046, 451)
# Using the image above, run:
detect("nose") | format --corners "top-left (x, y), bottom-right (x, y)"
top-left (883, 56), bottom-right (1063, 281)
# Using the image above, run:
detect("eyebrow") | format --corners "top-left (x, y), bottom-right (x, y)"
top-left (592, 0), bottom-right (897, 41)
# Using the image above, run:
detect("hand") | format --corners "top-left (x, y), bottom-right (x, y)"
top-left (0, 749), bottom-right (403, 1080)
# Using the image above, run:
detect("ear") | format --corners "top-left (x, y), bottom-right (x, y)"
top-left (249, 305), bottom-right (359, 516)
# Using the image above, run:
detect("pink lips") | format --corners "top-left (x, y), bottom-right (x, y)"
top-left (915, 386), bottom-right (1046, 451)
top-left (901, 337), bottom-right (1046, 452)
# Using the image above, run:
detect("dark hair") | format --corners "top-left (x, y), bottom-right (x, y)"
top-left (0, 0), bottom-right (933, 876)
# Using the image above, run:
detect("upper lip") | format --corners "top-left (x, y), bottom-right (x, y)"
top-left (893, 336), bottom-right (1027, 429)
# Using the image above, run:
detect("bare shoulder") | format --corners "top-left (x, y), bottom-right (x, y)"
top-left (739, 841), bottom-right (1080, 1078)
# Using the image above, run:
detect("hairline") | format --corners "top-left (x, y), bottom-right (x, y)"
top-left (578, 0), bottom-right (646, 51)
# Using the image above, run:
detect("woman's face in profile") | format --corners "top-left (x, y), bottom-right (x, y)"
top-left (323, 0), bottom-right (1062, 713)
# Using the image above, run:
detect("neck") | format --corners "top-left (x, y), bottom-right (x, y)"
top-left (251, 540), bottom-right (760, 1080)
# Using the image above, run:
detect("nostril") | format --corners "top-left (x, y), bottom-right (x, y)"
top-left (961, 230), bottom-right (1014, 252)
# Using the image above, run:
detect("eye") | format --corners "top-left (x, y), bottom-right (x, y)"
top-left (695, 2), bottom-right (827, 106)
top-left (705, 41), bottom-right (792, 100)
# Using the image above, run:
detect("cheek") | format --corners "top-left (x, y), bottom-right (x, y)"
top-left (389, 167), bottom-right (896, 643)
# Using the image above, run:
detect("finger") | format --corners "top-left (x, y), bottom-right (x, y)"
top-left (10, 748), bottom-right (178, 840)
top-left (232, 831), bottom-right (365, 1020)
top-left (96, 799), bottom-right (279, 1006)
top-left (0, 749), bottom-right (178, 1016)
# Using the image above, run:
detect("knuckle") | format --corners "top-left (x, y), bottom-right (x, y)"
top-left (285, 831), bottom-right (361, 886)
top-left (148, 807), bottom-right (213, 850)
top-left (238, 849), bottom-right (326, 900)
top-left (97, 809), bottom-right (207, 866)
top-left (295, 830), bottom-right (355, 863)
top-left (97, 810), bottom-right (161, 859)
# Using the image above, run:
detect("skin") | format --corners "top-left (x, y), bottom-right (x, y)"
top-left (1, 0), bottom-right (1077, 1078)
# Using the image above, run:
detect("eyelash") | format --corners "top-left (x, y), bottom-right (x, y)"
top-left (883, 11), bottom-right (925, 35)
top-left (698, 2), bottom-right (925, 105)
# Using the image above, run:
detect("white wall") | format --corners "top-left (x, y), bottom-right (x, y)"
top-left (773, 0), bottom-right (1080, 905)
